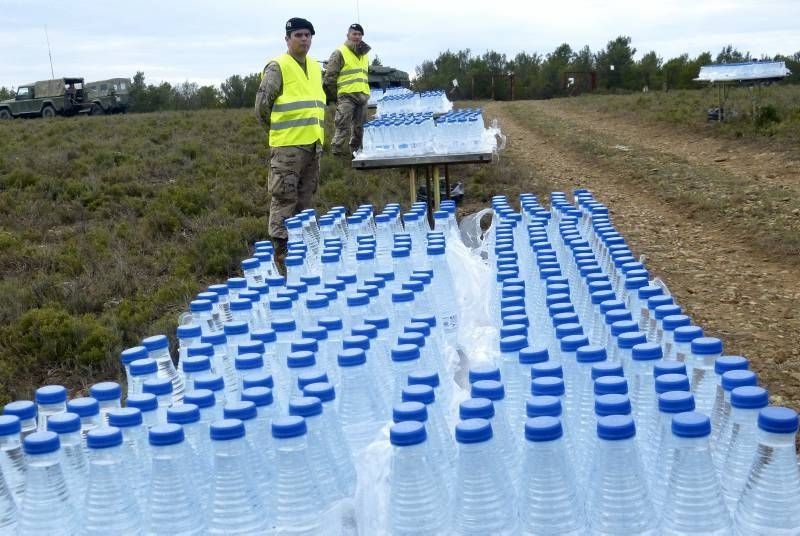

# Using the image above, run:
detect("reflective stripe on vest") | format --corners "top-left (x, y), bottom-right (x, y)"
top-left (269, 54), bottom-right (326, 147)
top-left (336, 44), bottom-right (370, 96)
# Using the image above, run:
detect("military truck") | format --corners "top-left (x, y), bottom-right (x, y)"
top-left (0, 77), bottom-right (90, 119)
top-left (368, 65), bottom-right (411, 91)
top-left (86, 78), bottom-right (132, 114)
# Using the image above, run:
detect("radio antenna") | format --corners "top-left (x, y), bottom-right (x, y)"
top-left (44, 25), bottom-right (55, 79)
top-left (355, 0), bottom-right (361, 22)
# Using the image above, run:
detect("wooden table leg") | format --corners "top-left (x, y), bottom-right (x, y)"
top-left (409, 167), bottom-right (417, 206)
top-left (444, 165), bottom-right (451, 200)
top-left (433, 164), bottom-right (441, 210)
top-left (425, 165), bottom-right (435, 228)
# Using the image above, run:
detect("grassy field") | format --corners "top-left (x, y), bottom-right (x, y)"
top-left (0, 107), bottom-right (528, 403)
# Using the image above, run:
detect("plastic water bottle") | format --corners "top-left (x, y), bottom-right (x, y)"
top-left (709, 355), bottom-right (749, 445)
top-left (0, 458), bottom-right (15, 532)
top-left (628, 342), bottom-right (662, 434)
top-left (18, 431), bottom-right (77, 536)
top-left (167, 404), bottom-right (211, 496)
top-left (0, 415), bottom-right (25, 503)
top-left (83, 427), bottom-right (141, 535)
top-left (129, 358), bottom-right (159, 396)
top-left (45, 414), bottom-right (87, 521)
top-left (671, 325), bottom-right (703, 365)
top-left (146, 424), bottom-right (206, 534)
top-left (143, 377), bottom-right (173, 423)
top-left (733, 406), bottom-right (800, 534)
top-left (66, 397), bottom-right (102, 447)
top-left (34, 385), bottom-right (67, 432)
top-left (177, 323), bottom-right (203, 367)
top-left (207, 419), bottom-right (266, 534)
top-left (193, 374), bottom-right (226, 420)
top-left (661, 412), bottom-right (731, 535)
top-left (470, 380), bottom-right (520, 480)
top-left (452, 418), bottom-right (517, 535)
top-left (689, 337), bottom-right (724, 415)
top-left (388, 421), bottom-right (449, 534)
top-left (289, 397), bottom-right (341, 506)
top-left (120, 346), bottom-right (148, 391)
top-left (497, 335), bottom-right (529, 429)
top-left (427, 244), bottom-right (459, 337)
top-left (3, 401), bottom-right (37, 440)
top-left (520, 416), bottom-right (586, 535)
top-left (107, 407), bottom-right (150, 507)
top-left (270, 416), bottom-right (324, 535)
top-left (223, 400), bottom-right (270, 502)
top-left (586, 415), bottom-right (657, 535)
top-left (142, 334), bottom-right (186, 404)
top-left (89, 382), bottom-right (122, 424)
top-left (336, 348), bottom-right (385, 452)
top-left (402, 384), bottom-right (456, 467)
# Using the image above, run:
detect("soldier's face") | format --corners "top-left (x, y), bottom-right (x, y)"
top-left (348, 30), bottom-right (363, 44)
top-left (286, 30), bottom-right (312, 55)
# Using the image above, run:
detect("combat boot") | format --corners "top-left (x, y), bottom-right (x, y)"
top-left (272, 237), bottom-right (288, 277)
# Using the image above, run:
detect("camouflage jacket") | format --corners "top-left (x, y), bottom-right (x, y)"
top-left (323, 40), bottom-right (371, 100)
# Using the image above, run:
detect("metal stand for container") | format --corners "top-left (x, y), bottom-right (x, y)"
top-left (352, 152), bottom-right (493, 221)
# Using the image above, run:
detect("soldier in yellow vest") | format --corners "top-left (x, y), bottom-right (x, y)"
top-left (324, 23), bottom-right (371, 157)
top-left (255, 17), bottom-right (325, 274)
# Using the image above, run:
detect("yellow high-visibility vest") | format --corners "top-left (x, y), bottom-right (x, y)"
top-left (269, 53), bottom-right (325, 147)
top-left (336, 44), bottom-right (370, 96)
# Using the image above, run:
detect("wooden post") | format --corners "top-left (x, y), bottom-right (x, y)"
top-left (471, 76), bottom-right (475, 100)
top-left (433, 165), bottom-right (441, 210)
top-left (491, 75), bottom-right (496, 100)
top-left (409, 167), bottom-right (417, 205)
top-left (444, 165), bottom-right (451, 200)
top-left (509, 73), bottom-right (515, 101)
top-left (425, 165), bottom-right (435, 228)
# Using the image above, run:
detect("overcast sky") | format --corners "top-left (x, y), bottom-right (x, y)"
top-left (2, 0), bottom-right (799, 88)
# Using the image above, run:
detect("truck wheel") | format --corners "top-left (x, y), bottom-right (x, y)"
top-left (0, 109), bottom-right (11, 120)
top-left (41, 105), bottom-right (56, 119)
top-left (90, 104), bottom-right (105, 116)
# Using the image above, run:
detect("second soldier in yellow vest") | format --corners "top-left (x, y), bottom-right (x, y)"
top-left (255, 17), bottom-right (325, 274)
top-left (324, 23), bottom-right (371, 157)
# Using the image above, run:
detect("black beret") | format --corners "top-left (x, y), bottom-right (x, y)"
top-left (286, 17), bottom-right (315, 35)
top-left (349, 23), bottom-right (364, 34)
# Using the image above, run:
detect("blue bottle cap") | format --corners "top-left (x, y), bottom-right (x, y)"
top-left (455, 418), bottom-right (493, 444)
top-left (210, 419), bottom-right (246, 441)
top-left (364, 316), bottom-right (390, 330)
top-left (130, 358), bottom-right (158, 376)
top-left (647, 295), bottom-right (673, 310)
top-left (610, 320), bottom-right (638, 337)
top-left (604, 309), bottom-right (632, 325)
top-left (291, 338), bottom-right (318, 353)
top-left (354, 324), bottom-right (379, 339)
top-left (392, 290), bottom-right (414, 303)
top-left (222, 321), bottom-right (249, 336)
top-left (391, 344), bottom-right (420, 363)
top-left (502, 314), bottom-right (530, 328)
top-left (289, 396), bottom-right (323, 418)
top-left (227, 277), bottom-right (248, 289)
top-left (731, 386), bottom-right (769, 409)
top-left (67, 397), bottom-right (99, 417)
top-left (126, 393), bottom-right (158, 412)
top-left (208, 283), bottom-right (230, 296)
top-left (241, 387), bottom-right (274, 407)
top-left (658, 391), bottom-right (695, 413)
top-left (632, 343), bottom-right (663, 361)
top-left (107, 408), bottom-right (142, 428)
top-left (242, 373), bottom-right (274, 390)
top-left (459, 398), bottom-right (495, 419)
top-left (224, 401), bottom-right (257, 421)
top-left (499, 335), bottom-right (528, 353)
top-left (691, 336), bottom-right (723, 355)
top-left (272, 415), bottom-right (307, 438)
top-left (343, 335), bottom-right (370, 351)
top-left (519, 346), bottom-right (548, 364)
top-left (149, 423), bottom-right (184, 446)
top-left (167, 403), bottom-right (200, 425)
top-left (595, 394), bottom-right (632, 417)
top-left (560, 334), bottom-right (589, 353)
top-left (230, 298), bottom-right (252, 311)
top-left (305, 295), bottom-right (329, 310)
top-left (530, 362), bottom-right (563, 379)
top-left (591, 362), bottom-right (624, 380)
top-left (89, 382), bottom-right (122, 401)
top-left (318, 316), bottom-right (343, 331)
top-left (662, 314), bottom-right (691, 331)
top-left (287, 351), bottom-right (315, 369)
top-left (673, 325), bottom-right (703, 343)
top-left (638, 285), bottom-right (663, 300)
top-left (576, 345), bottom-right (607, 363)
top-left (758, 406), bottom-right (799, 434)
top-left (182, 354), bottom-right (212, 373)
top-left (302, 327), bottom-right (328, 343)
top-left (302, 382), bottom-right (335, 403)
top-left (524, 416), bottom-right (563, 442)
top-left (0, 415), bottom-right (20, 436)
top-left (624, 277), bottom-right (648, 290)
top-left (594, 376), bottom-right (628, 396)
top-left (142, 334), bottom-right (169, 351)
top-left (23, 431), bottom-right (60, 455)
top-left (526, 395), bottom-right (562, 417)
top-left (402, 385), bottom-right (434, 405)
top-left (202, 332), bottom-right (227, 346)
top-left (143, 377), bottom-right (173, 396)
top-left (120, 346), bottom-right (148, 365)
top-left (194, 373), bottom-right (225, 392)
top-left (597, 414), bottom-right (636, 440)
top-left (715, 356), bottom-right (749, 375)
top-left (35, 385), bottom-right (68, 405)
top-left (408, 370), bottom-right (440, 388)
top-left (338, 348), bottom-right (366, 367)
top-left (471, 380), bottom-right (505, 401)
top-left (655, 374), bottom-right (690, 393)
top-left (671, 411), bottom-right (711, 438)
top-left (722, 370), bottom-right (757, 391)
top-left (392, 401), bottom-right (427, 423)
top-left (298, 371), bottom-right (328, 390)
top-left (531, 376), bottom-right (565, 397)
top-left (187, 343), bottom-right (214, 358)
top-left (47, 412), bottom-right (81, 434)
top-left (590, 289), bottom-right (616, 305)
top-left (184, 389), bottom-right (215, 409)
top-left (390, 420), bottom-right (427, 446)
top-left (617, 331), bottom-right (647, 349)
top-left (346, 293), bottom-right (370, 307)
top-left (270, 297), bottom-right (292, 311)
top-left (654, 361), bottom-right (686, 377)
top-left (655, 304), bottom-right (682, 320)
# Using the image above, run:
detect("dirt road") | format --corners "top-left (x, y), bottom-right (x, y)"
top-left (482, 100), bottom-right (800, 412)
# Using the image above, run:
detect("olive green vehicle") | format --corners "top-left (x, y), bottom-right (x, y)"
top-left (368, 65), bottom-right (410, 90)
top-left (86, 78), bottom-right (131, 114)
top-left (0, 77), bottom-right (90, 119)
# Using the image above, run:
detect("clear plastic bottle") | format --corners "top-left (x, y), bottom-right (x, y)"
top-left (107, 408), bottom-right (150, 508)
top-left (497, 335), bottom-right (529, 429)
top-left (142, 377), bottom-right (173, 424)
top-left (734, 406), bottom-right (800, 534)
top-left (129, 357), bottom-right (159, 396)
top-left (207, 419), bottom-right (266, 534)
top-left (520, 416), bottom-right (585, 535)
top-left (289, 397), bottom-right (341, 505)
top-left (3, 401), bottom-right (37, 440)
top-left (688, 337), bottom-right (724, 415)
top-left (336, 347), bottom-right (385, 452)
top-left (34, 385), bottom-right (67, 432)
top-left (270, 416), bottom-right (324, 535)
top-left (709, 355), bottom-right (750, 446)
top-left (223, 401), bottom-right (270, 502)
top-left (18, 431), bottom-right (77, 536)
top-left (142, 334), bottom-right (185, 405)
top-left (125, 393), bottom-right (160, 429)
top-left (167, 403), bottom-right (211, 499)
top-left (628, 342), bottom-right (663, 437)
top-left (671, 325), bottom-right (704, 365)
top-left (586, 415), bottom-right (657, 535)
top-left (145, 423), bottom-right (206, 534)
top-left (0, 457), bottom-right (16, 532)
top-left (470, 380), bottom-right (519, 482)
top-left (89, 381), bottom-right (122, 425)
top-left (0, 415), bottom-right (25, 504)
top-left (388, 420), bottom-right (449, 535)
top-left (66, 396), bottom-right (102, 447)
top-left (120, 346), bottom-right (148, 391)
top-left (46, 412), bottom-right (88, 509)
top-left (661, 411), bottom-right (731, 535)
top-left (402, 384), bottom-right (456, 468)
top-left (452, 418), bottom-right (517, 535)
top-left (83, 427), bottom-right (142, 535)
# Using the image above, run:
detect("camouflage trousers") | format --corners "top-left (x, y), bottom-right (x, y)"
top-left (331, 93), bottom-right (369, 155)
top-left (268, 145), bottom-right (320, 240)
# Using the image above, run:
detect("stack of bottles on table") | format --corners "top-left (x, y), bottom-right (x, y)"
top-left (357, 108), bottom-right (500, 160)
top-left (368, 86), bottom-right (412, 107)
top-left (1, 191), bottom-right (798, 535)
top-left (374, 89), bottom-right (451, 116)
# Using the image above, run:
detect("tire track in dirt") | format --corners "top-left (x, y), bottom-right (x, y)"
top-left (484, 100), bottom-right (800, 412)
